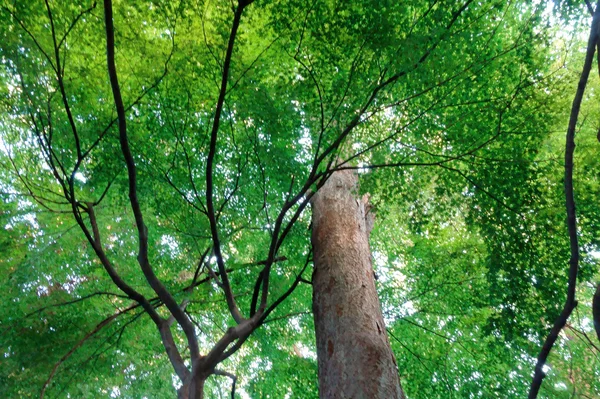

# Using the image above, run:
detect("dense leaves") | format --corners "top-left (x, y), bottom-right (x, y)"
top-left (0, 0), bottom-right (599, 398)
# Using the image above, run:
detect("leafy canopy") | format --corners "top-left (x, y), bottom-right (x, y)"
top-left (0, 0), bottom-right (599, 398)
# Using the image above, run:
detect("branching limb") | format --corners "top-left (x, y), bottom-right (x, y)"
top-left (2, 141), bottom-right (68, 213)
top-left (205, 0), bottom-right (251, 324)
top-left (254, 3), bottom-right (476, 313)
top-left (163, 170), bottom-right (208, 214)
top-left (14, 68), bottom-right (71, 203)
top-left (84, 204), bottom-right (162, 326)
top-left (315, 0), bottom-right (474, 166)
top-left (168, 118), bottom-right (208, 214)
top-left (258, 251), bottom-right (312, 326)
top-left (190, 246), bottom-right (213, 290)
top-left (103, 0), bottom-right (199, 359)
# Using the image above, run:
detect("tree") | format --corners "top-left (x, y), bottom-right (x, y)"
top-left (1, 0), bottom-right (599, 398)
top-left (311, 168), bottom-right (404, 398)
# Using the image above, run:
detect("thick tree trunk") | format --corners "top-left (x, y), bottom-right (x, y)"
top-left (311, 169), bottom-right (405, 399)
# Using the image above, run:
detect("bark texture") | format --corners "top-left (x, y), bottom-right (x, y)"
top-left (311, 169), bottom-right (405, 399)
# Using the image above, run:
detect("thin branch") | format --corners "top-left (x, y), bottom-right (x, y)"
top-left (388, 329), bottom-right (437, 377)
top-left (163, 170), bottom-right (208, 214)
top-left (565, 324), bottom-right (600, 354)
top-left (57, 2), bottom-right (98, 50)
top-left (258, 252), bottom-right (312, 326)
top-left (44, 0), bottom-right (83, 160)
top-left (227, 34), bottom-right (281, 94)
top-left (528, 3), bottom-right (600, 397)
top-left (213, 369), bottom-right (237, 399)
top-left (205, 1), bottom-right (249, 324)
top-left (190, 246), bottom-right (212, 290)
top-left (169, 118), bottom-right (208, 214)
top-left (40, 305), bottom-right (137, 399)
top-left (25, 292), bottom-right (128, 318)
top-left (1, 6), bottom-right (57, 73)
top-left (92, 172), bottom-right (118, 206)
top-left (54, 311), bottom-right (144, 397)
top-left (263, 311), bottom-right (311, 324)
top-left (293, 53), bottom-right (325, 135)
top-left (438, 164), bottom-right (523, 216)
top-left (2, 142), bottom-right (67, 213)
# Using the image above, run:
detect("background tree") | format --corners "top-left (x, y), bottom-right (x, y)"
top-left (1, 0), bottom-right (599, 398)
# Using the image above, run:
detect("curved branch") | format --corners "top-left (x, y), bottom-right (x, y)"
top-left (205, 1), bottom-right (249, 324)
top-left (213, 369), bottom-right (237, 399)
top-left (258, 252), bottom-right (312, 327)
top-left (0, 6), bottom-right (57, 73)
top-left (528, 3), bottom-right (600, 397)
top-left (102, 0), bottom-right (199, 359)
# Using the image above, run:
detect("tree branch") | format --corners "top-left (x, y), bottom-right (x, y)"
top-left (528, 3), bottom-right (600, 397)
top-left (213, 369), bottom-right (237, 399)
top-left (103, 0), bottom-right (199, 360)
top-left (40, 305), bottom-right (137, 399)
top-left (44, 0), bottom-right (83, 160)
top-left (57, 2), bottom-right (97, 50)
top-left (205, 1), bottom-right (250, 324)
top-left (25, 292), bottom-right (128, 318)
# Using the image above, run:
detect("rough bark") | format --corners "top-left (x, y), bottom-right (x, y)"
top-left (311, 169), bottom-right (405, 399)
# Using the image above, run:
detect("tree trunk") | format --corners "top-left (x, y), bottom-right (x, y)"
top-left (178, 376), bottom-right (205, 399)
top-left (311, 169), bottom-right (405, 399)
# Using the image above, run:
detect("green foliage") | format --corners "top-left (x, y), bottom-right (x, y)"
top-left (0, 0), bottom-right (599, 398)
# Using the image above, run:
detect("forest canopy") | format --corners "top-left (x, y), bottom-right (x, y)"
top-left (1, 0), bottom-right (599, 398)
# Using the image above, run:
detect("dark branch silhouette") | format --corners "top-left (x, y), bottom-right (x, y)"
top-left (528, 2), bottom-right (600, 397)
